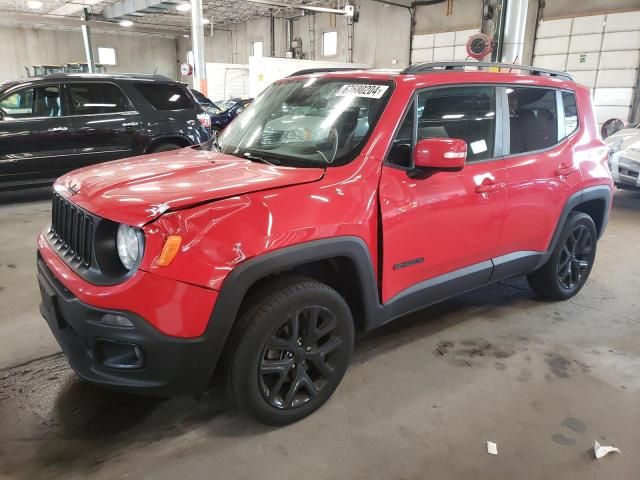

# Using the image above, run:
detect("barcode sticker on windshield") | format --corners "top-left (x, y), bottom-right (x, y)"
top-left (336, 84), bottom-right (389, 99)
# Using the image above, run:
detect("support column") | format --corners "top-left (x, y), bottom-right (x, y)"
top-left (81, 8), bottom-right (95, 73)
top-left (190, 0), bottom-right (207, 94)
top-left (500, 0), bottom-right (528, 64)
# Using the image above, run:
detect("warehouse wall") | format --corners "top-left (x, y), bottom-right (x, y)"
top-left (414, 0), bottom-right (482, 34)
top-left (0, 26), bottom-right (178, 81)
top-left (541, 0), bottom-right (640, 19)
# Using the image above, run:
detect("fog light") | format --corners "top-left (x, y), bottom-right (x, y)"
top-left (95, 339), bottom-right (145, 370)
top-left (100, 313), bottom-right (134, 328)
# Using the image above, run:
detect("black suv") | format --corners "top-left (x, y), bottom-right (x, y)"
top-left (0, 74), bottom-right (212, 191)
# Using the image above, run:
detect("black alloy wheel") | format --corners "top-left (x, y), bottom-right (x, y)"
top-left (527, 211), bottom-right (598, 301)
top-left (259, 305), bottom-right (344, 409)
top-left (224, 276), bottom-right (354, 425)
top-left (557, 224), bottom-right (593, 290)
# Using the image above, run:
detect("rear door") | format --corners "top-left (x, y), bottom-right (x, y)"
top-left (66, 82), bottom-right (140, 166)
top-left (378, 85), bottom-right (507, 302)
top-left (495, 87), bottom-right (582, 262)
top-left (0, 83), bottom-right (74, 187)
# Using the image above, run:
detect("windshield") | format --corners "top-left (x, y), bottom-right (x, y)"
top-left (216, 79), bottom-right (393, 167)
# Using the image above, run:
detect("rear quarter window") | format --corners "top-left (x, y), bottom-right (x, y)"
top-left (135, 83), bottom-right (195, 110)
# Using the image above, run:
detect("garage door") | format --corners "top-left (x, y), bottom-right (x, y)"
top-left (412, 29), bottom-right (479, 64)
top-left (533, 11), bottom-right (640, 126)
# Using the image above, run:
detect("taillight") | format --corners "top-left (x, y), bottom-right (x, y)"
top-left (197, 112), bottom-right (211, 130)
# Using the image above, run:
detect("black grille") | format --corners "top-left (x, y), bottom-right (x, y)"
top-left (50, 194), bottom-right (94, 268)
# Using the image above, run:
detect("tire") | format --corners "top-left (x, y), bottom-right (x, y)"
top-left (527, 211), bottom-right (598, 301)
top-left (150, 142), bottom-right (182, 153)
top-left (224, 275), bottom-right (354, 425)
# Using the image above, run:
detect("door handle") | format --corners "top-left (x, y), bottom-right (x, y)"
top-left (555, 165), bottom-right (579, 177)
top-left (48, 126), bottom-right (68, 132)
top-left (121, 122), bottom-right (139, 127)
top-left (475, 181), bottom-right (505, 194)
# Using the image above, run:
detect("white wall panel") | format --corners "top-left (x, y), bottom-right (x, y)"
top-left (413, 34), bottom-right (434, 49)
top-left (597, 69), bottom-right (639, 88)
top-left (605, 11), bottom-right (640, 32)
top-left (454, 29), bottom-right (478, 45)
top-left (434, 31), bottom-right (455, 47)
top-left (454, 45), bottom-right (469, 60)
top-left (569, 70), bottom-right (597, 88)
top-left (433, 46), bottom-right (455, 61)
top-left (533, 10), bottom-right (640, 124)
top-left (599, 49), bottom-right (640, 69)
top-left (533, 54), bottom-right (567, 70)
top-left (566, 52), bottom-right (600, 70)
top-left (534, 36), bottom-right (570, 55)
top-left (412, 48), bottom-right (433, 63)
top-left (569, 34), bottom-right (602, 53)
top-left (572, 15), bottom-right (605, 35)
top-left (594, 87), bottom-right (634, 106)
top-left (536, 18), bottom-right (572, 38)
top-left (596, 106), bottom-right (632, 124)
top-left (601, 30), bottom-right (640, 51)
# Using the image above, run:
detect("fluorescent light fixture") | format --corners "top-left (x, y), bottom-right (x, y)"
top-left (176, 2), bottom-right (191, 12)
top-left (202, 18), bottom-right (211, 24)
top-left (27, 0), bottom-right (43, 9)
top-left (119, 19), bottom-right (133, 27)
top-left (442, 114), bottom-right (464, 119)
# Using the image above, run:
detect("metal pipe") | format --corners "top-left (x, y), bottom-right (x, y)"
top-left (501, 0), bottom-right (528, 63)
top-left (190, 0), bottom-right (206, 94)
top-left (286, 18), bottom-right (293, 52)
top-left (270, 11), bottom-right (275, 56)
top-left (81, 8), bottom-right (95, 73)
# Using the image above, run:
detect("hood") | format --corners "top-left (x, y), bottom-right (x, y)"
top-left (605, 128), bottom-right (640, 151)
top-left (54, 147), bottom-right (325, 227)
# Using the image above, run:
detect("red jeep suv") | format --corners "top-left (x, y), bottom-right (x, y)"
top-left (37, 62), bottom-right (613, 425)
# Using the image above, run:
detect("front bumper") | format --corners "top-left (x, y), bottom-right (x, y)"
top-left (37, 253), bottom-right (221, 397)
top-left (610, 151), bottom-right (640, 190)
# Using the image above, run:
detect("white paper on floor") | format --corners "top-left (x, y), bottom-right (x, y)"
top-left (594, 441), bottom-right (621, 459)
top-left (487, 441), bottom-right (498, 455)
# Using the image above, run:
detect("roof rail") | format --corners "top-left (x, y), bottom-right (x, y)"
top-left (401, 62), bottom-right (573, 80)
top-left (287, 67), bottom-right (365, 77)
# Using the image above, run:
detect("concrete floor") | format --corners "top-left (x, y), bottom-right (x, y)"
top-left (0, 188), bottom-right (638, 480)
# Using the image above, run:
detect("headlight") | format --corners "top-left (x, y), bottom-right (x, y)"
top-left (283, 127), bottom-right (313, 143)
top-left (116, 224), bottom-right (143, 270)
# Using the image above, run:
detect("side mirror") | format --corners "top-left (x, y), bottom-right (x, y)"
top-left (413, 138), bottom-right (467, 172)
top-left (0, 108), bottom-right (5, 120)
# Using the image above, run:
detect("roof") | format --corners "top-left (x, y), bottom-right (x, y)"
top-left (0, 73), bottom-right (176, 87)
top-left (284, 62), bottom-right (578, 89)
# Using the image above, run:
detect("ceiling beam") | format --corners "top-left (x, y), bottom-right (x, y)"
top-left (241, 0), bottom-right (349, 15)
top-left (0, 11), bottom-right (187, 36)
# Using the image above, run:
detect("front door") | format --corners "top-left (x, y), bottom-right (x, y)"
top-left (379, 85), bottom-right (507, 302)
top-left (65, 82), bottom-right (140, 166)
top-left (0, 83), bottom-right (74, 187)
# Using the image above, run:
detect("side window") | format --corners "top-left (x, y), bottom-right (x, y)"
top-left (508, 87), bottom-right (558, 155)
top-left (135, 83), bottom-right (195, 110)
top-left (562, 91), bottom-right (578, 138)
top-left (417, 86), bottom-right (496, 162)
top-left (68, 83), bottom-right (132, 115)
top-left (387, 102), bottom-right (415, 168)
top-left (0, 86), bottom-right (62, 119)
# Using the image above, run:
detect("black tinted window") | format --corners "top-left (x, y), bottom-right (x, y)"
top-left (562, 91), bottom-right (578, 138)
top-left (417, 86), bottom-right (496, 162)
top-left (69, 83), bottom-right (132, 115)
top-left (136, 83), bottom-right (194, 110)
top-left (387, 102), bottom-right (415, 167)
top-left (0, 86), bottom-right (62, 118)
top-left (508, 87), bottom-right (558, 155)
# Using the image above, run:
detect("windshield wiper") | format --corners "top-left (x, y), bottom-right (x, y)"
top-left (242, 151), bottom-right (280, 166)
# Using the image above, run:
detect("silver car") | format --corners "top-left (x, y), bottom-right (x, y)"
top-left (605, 126), bottom-right (640, 191)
